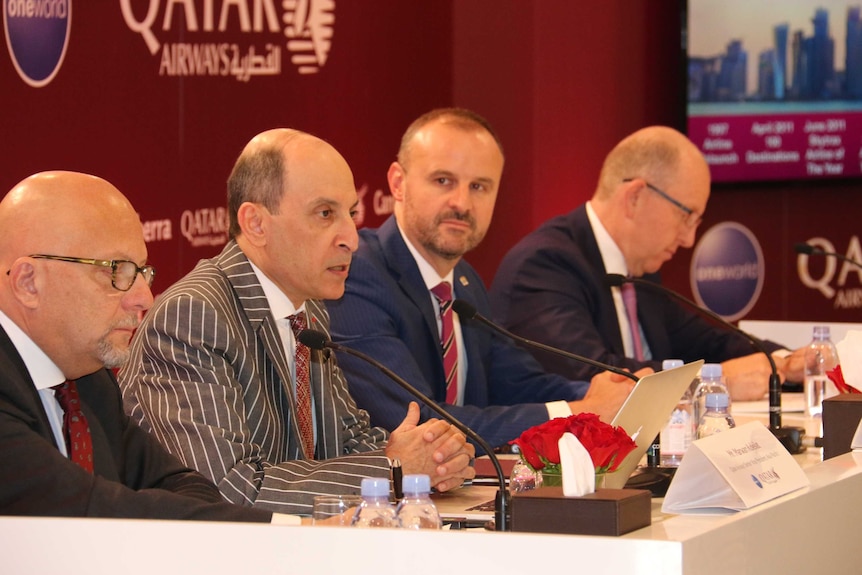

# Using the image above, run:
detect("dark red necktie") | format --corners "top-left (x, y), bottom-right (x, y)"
top-left (288, 312), bottom-right (315, 459)
top-left (52, 380), bottom-right (94, 473)
top-left (431, 282), bottom-right (459, 404)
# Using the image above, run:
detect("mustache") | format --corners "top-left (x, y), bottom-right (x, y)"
top-left (436, 210), bottom-right (475, 228)
top-left (111, 316), bottom-right (141, 331)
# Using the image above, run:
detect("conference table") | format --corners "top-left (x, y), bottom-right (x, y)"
top-left (3, 396), bottom-right (860, 575)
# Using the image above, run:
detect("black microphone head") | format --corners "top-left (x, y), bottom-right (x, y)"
top-left (451, 299), bottom-right (477, 319)
top-left (604, 273), bottom-right (627, 288)
top-left (794, 242), bottom-right (816, 255)
top-left (297, 329), bottom-right (330, 350)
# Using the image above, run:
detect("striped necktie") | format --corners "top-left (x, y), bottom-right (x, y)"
top-left (288, 312), bottom-right (315, 459)
top-left (52, 380), bottom-right (94, 473)
top-left (431, 282), bottom-right (459, 404)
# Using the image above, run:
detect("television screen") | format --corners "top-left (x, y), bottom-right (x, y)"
top-left (687, 0), bottom-right (862, 183)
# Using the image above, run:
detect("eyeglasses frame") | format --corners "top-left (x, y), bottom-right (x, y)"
top-left (23, 254), bottom-right (155, 292)
top-left (622, 178), bottom-right (702, 228)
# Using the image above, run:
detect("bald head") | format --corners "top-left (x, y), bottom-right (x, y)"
top-left (227, 128), bottom-right (352, 239)
top-left (0, 172), bottom-right (139, 268)
top-left (594, 126), bottom-right (708, 201)
top-left (0, 171), bottom-right (153, 378)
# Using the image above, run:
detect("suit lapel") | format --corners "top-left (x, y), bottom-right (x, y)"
top-left (216, 241), bottom-right (308, 459)
top-left (0, 326), bottom-right (56, 447)
top-left (377, 217), bottom-right (447, 399)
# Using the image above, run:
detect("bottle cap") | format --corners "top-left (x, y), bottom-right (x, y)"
top-left (662, 359), bottom-right (684, 370)
top-left (701, 363), bottom-right (723, 378)
top-left (360, 477), bottom-right (390, 497)
top-left (402, 474), bottom-right (431, 495)
top-left (813, 325), bottom-right (831, 339)
top-left (705, 392), bottom-right (729, 409)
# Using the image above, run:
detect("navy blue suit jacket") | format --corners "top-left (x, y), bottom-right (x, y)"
top-left (327, 216), bottom-right (589, 450)
top-left (489, 205), bottom-right (780, 381)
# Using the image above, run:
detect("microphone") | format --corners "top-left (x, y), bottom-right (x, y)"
top-left (450, 299), bottom-right (639, 383)
top-left (297, 329), bottom-right (512, 531)
top-left (794, 242), bottom-right (862, 269)
top-left (604, 273), bottom-right (805, 454)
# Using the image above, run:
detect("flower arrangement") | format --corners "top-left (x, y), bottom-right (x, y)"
top-left (510, 413), bottom-right (637, 479)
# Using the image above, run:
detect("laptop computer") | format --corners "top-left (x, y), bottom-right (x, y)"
top-left (435, 360), bottom-right (704, 521)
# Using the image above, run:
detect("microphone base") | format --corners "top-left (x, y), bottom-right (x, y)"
top-left (624, 465), bottom-right (677, 497)
top-left (771, 425), bottom-right (807, 454)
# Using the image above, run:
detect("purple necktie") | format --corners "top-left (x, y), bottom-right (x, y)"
top-left (621, 282), bottom-right (645, 361)
top-left (430, 282), bottom-right (459, 404)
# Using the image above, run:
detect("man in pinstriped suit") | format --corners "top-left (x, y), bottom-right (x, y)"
top-left (119, 129), bottom-right (475, 516)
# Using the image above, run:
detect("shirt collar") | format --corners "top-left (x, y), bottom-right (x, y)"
top-left (0, 309), bottom-right (66, 390)
top-left (586, 201), bottom-right (629, 276)
top-left (247, 261), bottom-right (305, 320)
top-left (396, 220), bottom-right (455, 290)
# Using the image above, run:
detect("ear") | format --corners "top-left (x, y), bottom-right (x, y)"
top-left (387, 161), bottom-right (407, 202)
top-left (236, 202), bottom-right (268, 247)
top-left (621, 179), bottom-right (643, 219)
top-left (7, 259), bottom-right (41, 309)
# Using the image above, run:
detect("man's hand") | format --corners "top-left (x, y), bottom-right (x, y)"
top-left (567, 368), bottom-right (648, 422)
top-left (775, 347), bottom-right (807, 383)
top-left (385, 402), bottom-right (476, 492)
top-left (721, 353), bottom-right (775, 401)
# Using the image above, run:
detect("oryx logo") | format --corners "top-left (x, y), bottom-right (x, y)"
top-left (3, 0), bottom-right (71, 87)
top-left (120, 0), bottom-right (335, 79)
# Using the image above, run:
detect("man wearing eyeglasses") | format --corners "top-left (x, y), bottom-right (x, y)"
top-left (0, 171), bottom-right (273, 521)
top-left (490, 126), bottom-right (803, 401)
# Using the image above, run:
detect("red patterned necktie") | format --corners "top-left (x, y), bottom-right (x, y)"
top-left (52, 380), bottom-right (94, 473)
top-left (288, 312), bottom-right (315, 459)
top-left (430, 282), bottom-right (459, 404)
top-left (620, 282), bottom-right (645, 361)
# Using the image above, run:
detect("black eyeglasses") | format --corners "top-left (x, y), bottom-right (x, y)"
top-left (622, 178), bottom-right (702, 228)
top-left (26, 254), bottom-right (156, 292)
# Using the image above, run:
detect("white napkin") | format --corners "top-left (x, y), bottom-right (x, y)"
top-left (558, 432), bottom-right (595, 496)
top-left (836, 330), bottom-right (862, 391)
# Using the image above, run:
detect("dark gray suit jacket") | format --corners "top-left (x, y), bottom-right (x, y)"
top-left (120, 241), bottom-right (389, 516)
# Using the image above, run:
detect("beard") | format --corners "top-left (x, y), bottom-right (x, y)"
top-left (97, 317), bottom-right (139, 368)
top-left (412, 209), bottom-right (485, 261)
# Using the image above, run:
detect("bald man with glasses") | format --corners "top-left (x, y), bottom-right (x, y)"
top-left (490, 126), bottom-right (805, 401)
top-left (0, 171), bottom-right (275, 522)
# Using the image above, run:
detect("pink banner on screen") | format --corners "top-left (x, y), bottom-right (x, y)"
top-left (689, 111), bottom-right (862, 183)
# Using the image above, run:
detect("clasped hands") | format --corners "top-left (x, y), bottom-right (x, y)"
top-left (385, 401), bottom-right (476, 492)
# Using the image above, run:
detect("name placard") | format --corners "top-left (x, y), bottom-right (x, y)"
top-left (662, 421), bottom-right (809, 514)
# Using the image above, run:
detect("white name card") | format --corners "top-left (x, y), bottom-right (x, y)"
top-left (662, 421), bottom-right (809, 514)
top-left (852, 417), bottom-right (862, 450)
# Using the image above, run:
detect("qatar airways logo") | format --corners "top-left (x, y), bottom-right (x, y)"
top-left (120, 0), bottom-right (335, 80)
top-left (3, 0), bottom-right (71, 87)
top-left (181, 206), bottom-right (229, 247)
top-left (798, 236), bottom-right (862, 309)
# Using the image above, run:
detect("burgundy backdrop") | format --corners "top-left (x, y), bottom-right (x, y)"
top-left (3, 1), bottom-right (861, 325)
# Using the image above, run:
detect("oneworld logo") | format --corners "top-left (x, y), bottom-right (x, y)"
top-left (120, 0), bottom-right (335, 80)
top-left (3, 0), bottom-right (71, 87)
top-left (690, 222), bottom-right (765, 321)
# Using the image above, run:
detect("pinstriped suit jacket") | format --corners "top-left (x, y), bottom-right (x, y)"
top-left (119, 241), bottom-right (389, 515)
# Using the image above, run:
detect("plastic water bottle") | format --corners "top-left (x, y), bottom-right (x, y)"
top-left (351, 477), bottom-right (398, 528)
top-left (660, 359), bottom-right (694, 467)
top-left (696, 393), bottom-right (736, 438)
top-left (396, 474), bottom-right (441, 530)
top-left (692, 363), bottom-right (729, 433)
top-left (804, 326), bottom-right (840, 417)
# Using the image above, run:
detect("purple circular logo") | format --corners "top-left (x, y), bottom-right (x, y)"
top-left (4, 0), bottom-right (71, 87)
top-left (690, 222), bottom-right (764, 321)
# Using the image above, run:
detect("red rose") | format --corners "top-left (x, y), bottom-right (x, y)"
top-left (511, 413), bottom-right (636, 474)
